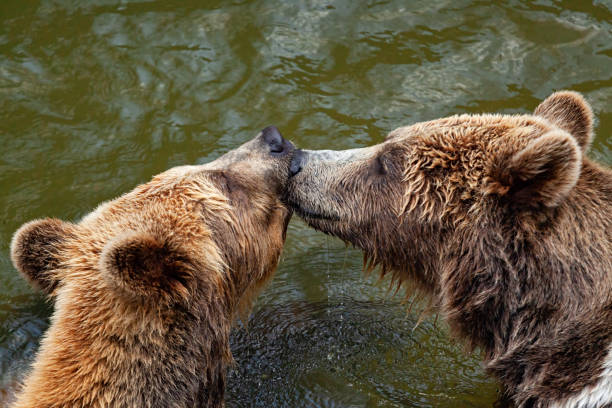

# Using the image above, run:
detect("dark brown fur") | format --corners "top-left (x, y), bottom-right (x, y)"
top-left (286, 92), bottom-right (612, 407)
top-left (10, 129), bottom-right (294, 408)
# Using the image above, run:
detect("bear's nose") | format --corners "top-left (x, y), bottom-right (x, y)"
top-left (289, 149), bottom-right (304, 176)
top-left (262, 126), bottom-right (286, 154)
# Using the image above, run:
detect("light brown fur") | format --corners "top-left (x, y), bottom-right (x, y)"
top-left (11, 128), bottom-right (294, 407)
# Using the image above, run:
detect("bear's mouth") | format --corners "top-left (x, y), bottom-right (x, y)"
top-left (286, 199), bottom-right (340, 222)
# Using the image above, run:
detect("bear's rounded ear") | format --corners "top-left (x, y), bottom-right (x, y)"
top-left (99, 232), bottom-right (195, 304)
top-left (486, 131), bottom-right (581, 208)
top-left (10, 218), bottom-right (74, 296)
top-left (534, 91), bottom-right (594, 153)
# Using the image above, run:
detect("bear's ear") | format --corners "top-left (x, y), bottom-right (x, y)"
top-left (99, 232), bottom-right (196, 304)
top-left (534, 91), bottom-right (594, 153)
top-left (487, 131), bottom-right (581, 208)
top-left (10, 218), bottom-right (74, 296)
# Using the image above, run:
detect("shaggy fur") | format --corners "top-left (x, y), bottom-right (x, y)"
top-left (10, 128), bottom-right (294, 408)
top-left (286, 92), bottom-right (612, 407)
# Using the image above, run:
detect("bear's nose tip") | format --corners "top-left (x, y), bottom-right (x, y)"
top-left (289, 149), bottom-right (304, 177)
top-left (262, 126), bottom-right (285, 154)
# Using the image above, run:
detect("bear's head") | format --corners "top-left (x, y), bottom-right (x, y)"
top-left (12, 125), bottom-right (293, 329)
top-left (285, 91), bottom-right (612, 408)
top-left (9, 126), bottom-right (295, 406)
top-left (285, 92), bottom-right (593, 294)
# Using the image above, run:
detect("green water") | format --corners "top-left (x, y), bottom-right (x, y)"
top-left (0, 0), bottom-right (610, 406)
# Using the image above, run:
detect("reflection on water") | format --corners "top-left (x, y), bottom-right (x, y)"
top-left (228, 298), bottom-right (497, 408)
top-left (0, 0), bottom-right (610, 406)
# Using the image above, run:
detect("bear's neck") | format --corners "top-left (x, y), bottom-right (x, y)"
top-left (13, 285), bottom-right (234, 408)
top-left (439, 221), bottom-right (612, 407)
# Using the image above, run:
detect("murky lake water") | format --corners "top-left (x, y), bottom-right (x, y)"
top-left (1, 0), bottom-right (610, 406)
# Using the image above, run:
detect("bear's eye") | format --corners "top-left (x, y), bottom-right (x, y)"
top-left (373, 154), bottom-right (388, 176)
top-left (210, 171), bottom-right (239, 195)
top-left (214, 171), bottom-right (252, 204)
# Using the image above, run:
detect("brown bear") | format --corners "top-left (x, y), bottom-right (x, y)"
top-left (10, 126), bottom-right (294, 408)
top-left (285, 92), bottom-right (612, 408)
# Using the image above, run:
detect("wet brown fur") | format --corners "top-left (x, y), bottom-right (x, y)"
top-left (286, 92), bottom-right (612, 407)
top-left (10, 136), bottom-right (293, 407)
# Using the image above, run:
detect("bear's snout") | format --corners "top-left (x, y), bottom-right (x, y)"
top-left (261, 125), bottom-right (294, 156)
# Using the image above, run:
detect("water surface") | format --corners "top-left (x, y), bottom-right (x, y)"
top-left (1, 0), bottom-right (611, 406)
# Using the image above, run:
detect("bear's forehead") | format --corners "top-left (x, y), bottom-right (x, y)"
top-left (390, 113), bottom-right (552, 150)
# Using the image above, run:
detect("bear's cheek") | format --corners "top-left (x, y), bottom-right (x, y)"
top-left (254, 206), bottom-right (291, 273)
top-left (268, 204), bottom-right (292, 242)
top-left (228, 160), bottom-right (283, 188)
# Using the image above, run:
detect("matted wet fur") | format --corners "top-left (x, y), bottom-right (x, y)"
top-left (10, 127), bottom-right (294, 408)
top-left (286, 92), bottom-right (612, 408)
